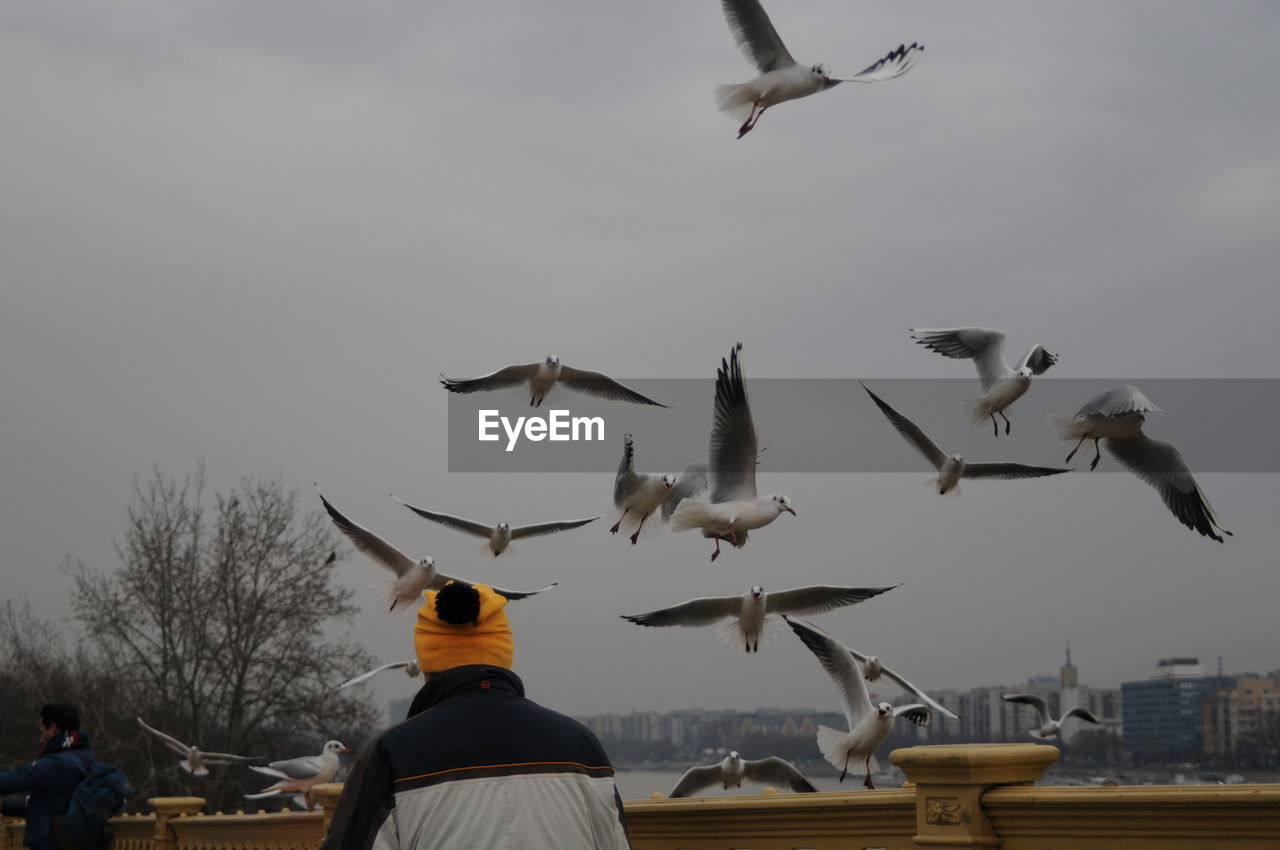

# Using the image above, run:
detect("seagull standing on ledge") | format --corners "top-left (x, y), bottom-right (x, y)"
top-left (245, 740), bottom-right (351, 810)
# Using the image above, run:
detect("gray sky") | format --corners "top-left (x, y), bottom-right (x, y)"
top-left (3, 1), bottom-right (1278, 721)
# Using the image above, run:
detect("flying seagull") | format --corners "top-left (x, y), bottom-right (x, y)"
top-left (440, 355), bottom-right (667, 407)
top-left (661, 460), bottom-right (710, 523)
top-left (668, 751), bottom-right (817, 797)
top-left (338, 659), bottom-right (421, 690)
top-left (136, 717), bottom-right (263, 777)
top-left (829, 643), bottom-right (959, 722)
top-left (717, 0), bottom-right (923, 138)
top-left (669, 343), bottom-right (796, 560)
top-left (1048, 387), bottom-right (1232, 542)
top-left (318, 487), bottom-right (558, 604)
top-left (622, 583), bottom-right (897, 653)
top-left (245, 740), bottom-right (351, 811)
top-left (785, 616), bottom-right (930, 789)
top-left (611, 433), bottom-right (676, 544)
top-left (1001, 693), bottom-right (1101, 739)
top-left (863, 383), bottom-right (1071, 494)
top-left (910, 327), bottom-right (1058, 436)
top-left (394, 497), bottom-right (599, 557)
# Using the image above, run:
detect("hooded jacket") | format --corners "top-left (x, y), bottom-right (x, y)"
top-left (0, 731), bottom-right (96, 850)
top-left (322, 665), bottom-right (630, 850)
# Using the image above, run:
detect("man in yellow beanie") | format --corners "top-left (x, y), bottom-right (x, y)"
top-left (322, 581), bottom-right (631, 850)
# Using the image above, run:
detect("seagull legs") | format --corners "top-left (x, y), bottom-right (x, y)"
top-left (999, 411), bottom-right (1012, 435)
top-left (711, 537), bottom-right (722, 562)
top-left (737, 102), bottom-right (766, 138)
top-left (989, 413), bottom-right (999, 437)
top-left (629, 513), bottom-right (648, 545)
top-left (863, 757), bottom-right (876, 790)
top-left (1065, 434), bottom-right (1087, 463)
top-left (610, 509), bottom-right (628, 535)
top-left (1089, 438), bottom-right (1103, 471)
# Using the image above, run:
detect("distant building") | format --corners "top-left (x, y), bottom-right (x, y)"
top-left (1203, 675), bottom-right (1280, 759)
top-left (1122, 657), bottom-right (1233, 763)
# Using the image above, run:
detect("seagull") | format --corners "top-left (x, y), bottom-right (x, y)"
top-left (836, 646), bottom-right (959, 722)
top-left (1048, 387), bottom-right (1232, 542)
top-left (661, 460), bottom-right (711, 523)
top-left (338, 659), bottom-right (421, 690)
top-left (862, 383), bottom-right (1071, 494)
top-left (716, 0), bottom-right (923, 138)
top-left (785, 616), bottom-right (930, 789)
top-left (621, 583), bottom-right (897, 653)
top-left (135, 717), bottom-right (263, 778)
top-left (668, 751), bottom-right (817, 797)
top-left (611, 434), bottom-right (676, 544)
top-left (394, 497), bottom-right (599, 557)
top-left (245, 740), bottom-right (351, 811)
top-left (1001, 693), bottom-right (1101, 739)
top-left (669, 344), bottom-right (796, 561)
top-left (440, 355), bottom-right (667, 408)
top-left (317, 488), bottom-right (559, 604)
top-left (910, 327), bottom-right (1058, 436)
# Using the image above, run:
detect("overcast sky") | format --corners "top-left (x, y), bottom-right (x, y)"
top-left (3, 1), bottom-right (1278, 724)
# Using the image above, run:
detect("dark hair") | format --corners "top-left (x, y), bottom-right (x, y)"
top-left (435, 581), bottom-right (481, 625)
top-left (40, 704), bottom-right (80, 732)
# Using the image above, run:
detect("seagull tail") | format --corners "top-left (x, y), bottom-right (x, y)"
top-left (1047, 413), bottom-right (1085, 443)
top-left (955, 395), bottom-right (992, 426)
top-left (815, 725), bottom-right (849, 772)
top-left (715, 83), bottom-right (757, 123)
top-left (244, 789), bottom-right (283, 800)
top-left (668, 499), bottom-right (712, 533)
top-left (371, 580), bottom-right (416, 615)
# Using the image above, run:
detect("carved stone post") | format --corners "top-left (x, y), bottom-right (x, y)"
top-left (148, 797), bottom-right (205, 850)
top-left (890, 743), bottom-right (1058, 849)
top-left (311, 783), bottom-right (344, 837)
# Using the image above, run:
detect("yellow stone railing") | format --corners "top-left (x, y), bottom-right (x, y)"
top-left (3, 745), bottom-right (1280, 850)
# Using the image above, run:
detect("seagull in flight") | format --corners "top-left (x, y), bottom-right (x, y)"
top-left (621, 583), bottom-right (897, 653)
top-left (717, 0), bottom-right (923, 138)
top-left (394, 496), bottom-right (599, 557)
top-left (830, 644), bottom-right (959, 722)
top-left (440, 355), bottom-right (667, 407)
top-left (1048, 386), bottom-right (1232, 542)
top-left (338, 659), bottom-right (421, 690)
top-left (611, 433), bottom-right (676, 544)
top-left (136, 717), bottom-right (263, 778)
top-left (1001, 693), bottom-right (1101, 739)
top-left (669, 343), bottom-right (796, 561)
top-left (910, 327), bottom-right (1058, 436)
top-left (245, 740), bottom-right (351, 811)
top-left (863, 383), bottom-right (1071, 494)
top-left (668, 751), bottom-right (817, 797)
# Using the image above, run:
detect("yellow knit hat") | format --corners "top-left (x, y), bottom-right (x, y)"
top-left (414, 582), bottom-right (514, 673)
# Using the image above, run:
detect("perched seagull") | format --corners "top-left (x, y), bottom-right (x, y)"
top-left (1001, 693), bottom-right (1101, 739)
top-left (668, 751), bottom-right (817, 797)
top-left (318, 488), bottom-right (559, 604)
top-left (245, 740), bottom-right (351, 811)
top-left (1048, 387), bottom-right (1232, 542)
top-left (831, 644), bottom-right (959, 722)
top-left (910, 327), bottom-right (1058, 436)
top-left (440, 355), bottom-right (667, 407)
top-left (716, 0), bottom-right (923, 138)
top-left (621, 584), bottom-right (897, 653)
top-left (394, 497), bottom-right (599, 557)
top-left (669, 344), bottom-right (796, 561)
top-left (785, 616), bottom-right (930, 789)
top-left (338, 659), bottom-right (421, 690)
top-left (611, 434), bottom-right (676, 544)
top-left (135, 717), bottom-right (263, 778)
top-left (863, 383), bottom-right (1071, 494)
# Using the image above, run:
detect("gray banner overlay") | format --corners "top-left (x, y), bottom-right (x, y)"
top-left (445, 379), bottom-right (1278, 473)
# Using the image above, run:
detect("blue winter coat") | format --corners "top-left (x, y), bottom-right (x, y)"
top-left (0, 731), bottom-right (95, 850)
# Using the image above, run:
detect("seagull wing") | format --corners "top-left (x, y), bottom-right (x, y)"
top-left (668, 764), bottom-right (724, 798)
top-left (201, 751), bottom-right (267, 764)
top-left (710, 343), bottom-right (759, 503)
top-left (892, 703), bottom-right (932, 727)
top-left (862, 383), bottom-right (947, 470)
top-left (439, 362), bottom-right (540, 395)
top-left (1105, 432), bottom-right (1232, 542)
top-left (558, 365), bottom-right (667, 407)
top-left (1002, 693), bottom-right (1051, 725)
top-left (259, 756), bottom-right (322, 780)
top-left (137, 717), bottom-right (193, 757)
top-left (765, 584), bottom-right (898, 616)
top-left (431, 571), bottom-right (559, 601)
top-left (962, 462), bottom-right (1072, 480)
top-left (845, 655), bottom-right (960, 721)
top-left (663, 460), bottom-right (709, 522)
top-left (830, 42), bottom-right (924, 83)
top-left (785, 616), bottom-right (871, 730)
top-left (910, 327), bottom-right (1011, 392)
top-left (317, 488), bottom-right (417, 577)
top-left (509, 516), bottom-right (600, 539)
top-left (614, 435), bottom-right (641, 507)
top-left (721, 0), bottom-right (796, 74)
top-left (338, 661), bottom-right (413, 689)
top-left (1073, 385), bottom-right (1161, 418)
top-left (1064, 707), bottom-right (1101, 724)
top-left (1015, 343), bottom-right (1058, 375)
top-left (621, 595), bottom-right (741, 628)
top-left (393, 499), bottom-right (495, 539)
top-left (743, 757), bottom-right (817, 793)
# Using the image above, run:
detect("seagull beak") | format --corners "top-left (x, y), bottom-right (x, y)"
top-left (785, 507), bottom-right (797, 516)
top-left (340, 747), bottom-right (353, 754)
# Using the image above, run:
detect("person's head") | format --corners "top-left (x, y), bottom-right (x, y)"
top-left (414, 582), bottom-right (513, 674)
top-left (39, 704), bottom-right (79, 742)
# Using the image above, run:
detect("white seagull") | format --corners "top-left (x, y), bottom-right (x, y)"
top-left (1001, 693), bottom-right (1101, 739)
top-left (863, 383), bottom-right (1071, 494)
top-left (785, 616), bottom-right (930, 789)
top-left (716, 0), bottom-right (923, 138)
top-left (394, 497), bottom-right (599, 557)
top-left (135, 717), bottom-right (263, 778)
top-left (1048, 386), bottom-right (1232, 542)
top-left (835, 646), bottom-right (960, 722)
top-left (611, 434), bottom-right (676, 544)
top-left (338, 659), bottom-right (421, 690)
top-left (621, 583), bottom-right (898, 653)
top-left (669, 343), bottom-right (796, 561)
top-left (668, 751), bottom-right (817, 797)
top-left (245, 740), bottom-right (351, 811)
top-left (910, 327), bottom-right (1058, 436)
top-left (660, 460), bottom-right (710, 523)
top-left (440, 355), bottom-right (667, 407)
top-left (318, 488), bottom-right (558, 604)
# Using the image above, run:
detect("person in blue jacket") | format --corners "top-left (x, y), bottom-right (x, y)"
top-left (0, 704), bottom-right (95, 850)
